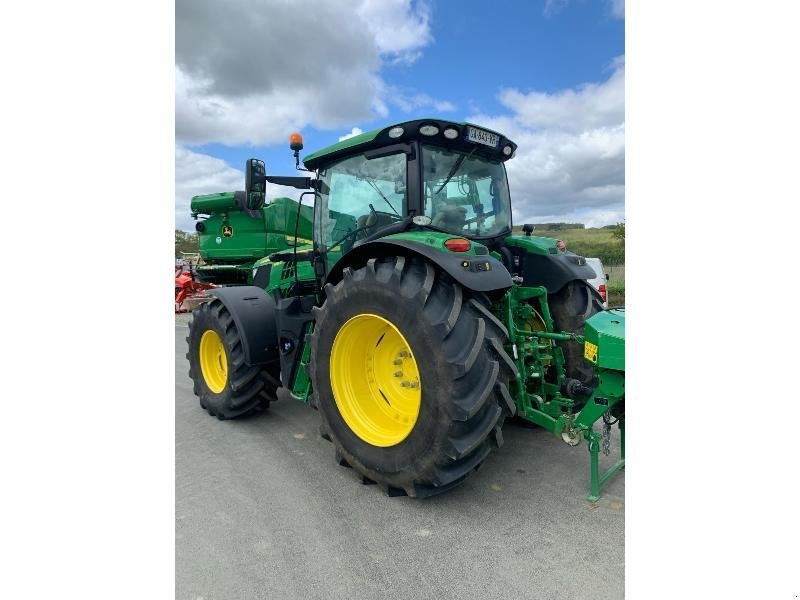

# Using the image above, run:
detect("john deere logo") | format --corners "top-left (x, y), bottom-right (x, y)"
top-left (222, 225), bottom-right (233, 238)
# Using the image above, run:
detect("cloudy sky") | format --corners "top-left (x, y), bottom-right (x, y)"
top-left (176, 0), bottom-right (624, 231)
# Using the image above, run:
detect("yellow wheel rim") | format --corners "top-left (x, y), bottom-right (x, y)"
top-left (199, 329), bottom-right (228, 394)
top-left (330, 314), bottom-right (422, 447)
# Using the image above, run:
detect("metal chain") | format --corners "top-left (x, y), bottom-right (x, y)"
top-left (602, 413), bottom-right (612, 456)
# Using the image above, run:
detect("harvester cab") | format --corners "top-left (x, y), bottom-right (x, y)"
top-left (185, 118), bottom-right (625, 502)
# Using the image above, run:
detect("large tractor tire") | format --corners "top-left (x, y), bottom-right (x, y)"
top-left (548, 280), bottom-right (604, 385)
top-left (187, 298), bottom-right (278, 419)
top-left (309, 256), bottom-right (517, 498)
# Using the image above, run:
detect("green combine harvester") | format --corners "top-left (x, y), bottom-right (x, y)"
top-left (189, 193), bottom-right (313, 286)
top-left (186, 119), bottom-right (624, 500)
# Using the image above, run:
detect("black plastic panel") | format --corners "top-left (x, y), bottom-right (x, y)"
top-left (207, 286), bottom-right (279, 366)
top-left (326, 239), bottom-right (513, 293)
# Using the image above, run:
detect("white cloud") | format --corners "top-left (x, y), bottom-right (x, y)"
top-left (175, 146), bottom-right (298, 231)
top-left (543, 0), bottom-right (569, 18)
top-left (356, 0), bottom-right (432, 63)
top-left (176, 0), bottom-right (439, 146)
top-left (339, 127), bottom-right (364, 141)
top-left (544, 0), bottom-right (624, 19)
top-left (498, 61), bottom-right (624, 132)
top-left (468, 57), bottom-right (625, 227)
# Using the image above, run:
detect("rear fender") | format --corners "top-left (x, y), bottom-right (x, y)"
top-left (325, 239), bottom-right (513, 293)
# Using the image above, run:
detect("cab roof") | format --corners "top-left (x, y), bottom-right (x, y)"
top-left (302, 118), bottom-right (517, 171)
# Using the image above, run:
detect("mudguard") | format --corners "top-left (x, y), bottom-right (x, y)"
top-left (206, 286), bottom-right (279, 366)
top-left (519, 252), bottom-right (598, 293)
top-left (326, 239), bottom-right (513, 293)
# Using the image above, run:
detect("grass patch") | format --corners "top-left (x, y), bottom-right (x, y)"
top-left (607, 280), bottom-right (625, 307)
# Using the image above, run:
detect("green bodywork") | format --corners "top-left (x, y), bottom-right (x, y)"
top-left (302, 128), bottom-right (382, 166)
top-left (503, 234), bottom-right (561, 255)
top-left (190, 193), bottom-right (313, 284)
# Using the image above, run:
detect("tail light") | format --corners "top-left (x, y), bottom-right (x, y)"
top-left (598, 283), bottom-right (607, 303)
top-left (444, 238), bottom-right (471, 252)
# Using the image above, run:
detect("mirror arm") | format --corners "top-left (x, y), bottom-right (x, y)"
top-left (262, 175), bottom-right (321, 191)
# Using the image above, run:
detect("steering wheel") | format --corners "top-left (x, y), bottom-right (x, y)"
top-left (367, 203), bottom-right (401, 225)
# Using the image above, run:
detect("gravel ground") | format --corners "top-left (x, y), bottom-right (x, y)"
top-left (175, 314), bottom-right (624, 600)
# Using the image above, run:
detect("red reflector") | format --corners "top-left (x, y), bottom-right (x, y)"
top-left (556, 240), bottom-right (566, 252)
top-left (599, 283), bottom-right (607, 302)
top-left (444, 238), bottom-right (471, 252)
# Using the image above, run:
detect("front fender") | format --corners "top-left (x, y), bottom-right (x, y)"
top-left (206, 286), bottom-right (279, 366)
top-left (519, 252), bottom-right (599, 293)
top-left (326, 239), bottom-right (513, 293)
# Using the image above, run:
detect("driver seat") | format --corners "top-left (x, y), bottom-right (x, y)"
top-left (431, 205), bottom-right (467, 230)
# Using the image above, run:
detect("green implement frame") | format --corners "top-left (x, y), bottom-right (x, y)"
top-left (495, 286), bottom-right (626, 501)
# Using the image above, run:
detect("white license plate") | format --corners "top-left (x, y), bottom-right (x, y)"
top-left (466, 126), bottom-right (499, 148)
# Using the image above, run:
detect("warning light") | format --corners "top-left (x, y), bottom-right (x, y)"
top-left (289, 132), bottom-right (304, 152)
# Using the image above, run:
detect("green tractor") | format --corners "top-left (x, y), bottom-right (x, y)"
top-left (186, 119), bottom-right (625, 500)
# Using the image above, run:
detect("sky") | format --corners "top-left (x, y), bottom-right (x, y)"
top-left (175, 0), bottom-right (624, 232)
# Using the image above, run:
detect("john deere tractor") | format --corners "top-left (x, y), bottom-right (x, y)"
top-left (186, 119), bottom-right (625, 500)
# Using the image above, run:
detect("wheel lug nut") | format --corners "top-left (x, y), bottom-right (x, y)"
top-left (393, 358), bottom-right (402, 365)
top-left (398, 350), bottom-right (409, 358)
top-left (394, 371), bottom-right (403, 377)
top-left (401, 381), bottom-right (410, 387)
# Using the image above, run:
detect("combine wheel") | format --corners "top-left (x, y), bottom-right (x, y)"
top-left (187, 298), bottom-right (276, 419)
top-left (548, 280), bottom-right (604, 385)
top-left (310, 256), bottom-right (517, 498)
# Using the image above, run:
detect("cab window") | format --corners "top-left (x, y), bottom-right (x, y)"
top-left (315, 153), bottom-right (407, 258)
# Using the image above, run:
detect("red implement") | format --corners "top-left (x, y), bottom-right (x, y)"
top-left (175, 264), bottom-right (216, 313)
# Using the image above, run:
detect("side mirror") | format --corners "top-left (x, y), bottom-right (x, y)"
top-left (245, 158), bottom-right (266, 210)
top-left (605, 273), bottom-right (610, 281)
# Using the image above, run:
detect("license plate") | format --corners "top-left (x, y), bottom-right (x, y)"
top-left (466, 126), bottom-right (499, 148)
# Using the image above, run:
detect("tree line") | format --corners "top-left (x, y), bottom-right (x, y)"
top-left (175, 229), bottom-right (199, 258)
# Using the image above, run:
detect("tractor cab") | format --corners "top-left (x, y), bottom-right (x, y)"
top-left (300, 119), bottom-right (517, 264)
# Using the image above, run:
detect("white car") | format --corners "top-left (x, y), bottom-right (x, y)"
top-left (585, 257), bottom-right (609, 309)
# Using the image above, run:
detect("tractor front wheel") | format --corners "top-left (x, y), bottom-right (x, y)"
top-left (187, 298), bottom-right (276, 419)
top-left (310, 256), bottom-right (517, 498)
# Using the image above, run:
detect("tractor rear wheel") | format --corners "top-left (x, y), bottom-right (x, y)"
top-left (548, 280), bottom-right (604, 385)
top-left (310, 256), bottom-right (517, 498)
top-left (187, 298), bottom-right (276, 419)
